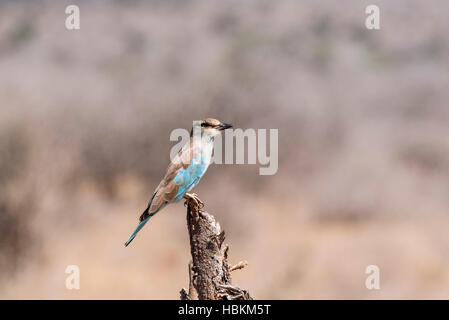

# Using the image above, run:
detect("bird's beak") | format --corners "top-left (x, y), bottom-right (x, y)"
top-left (217, 122), bottom-right (233, 131)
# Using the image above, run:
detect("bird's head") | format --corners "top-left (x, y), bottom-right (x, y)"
top-left (191, 118), bottom-right (233, 138)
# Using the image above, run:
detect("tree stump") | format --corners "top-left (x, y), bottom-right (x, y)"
top-left (180, 196), bottom-right (253, 300)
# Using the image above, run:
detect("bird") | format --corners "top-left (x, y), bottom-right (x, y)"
top-left (124, 118), bottom-right (232, 247)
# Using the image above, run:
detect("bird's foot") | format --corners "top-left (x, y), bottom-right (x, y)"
top-left (184, 193), bottom-right (204, 212)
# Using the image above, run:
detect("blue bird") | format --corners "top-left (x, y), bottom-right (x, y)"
top-left (124, 118), bottom-right (232, 246)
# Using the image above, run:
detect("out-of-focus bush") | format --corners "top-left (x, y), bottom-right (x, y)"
top-left (0, 123), bottom-right (35, 277)
top-left (1, 0), bottom-right (449, 298)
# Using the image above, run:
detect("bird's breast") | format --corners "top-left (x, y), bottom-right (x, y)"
top-left (173, 148), bottom-right (210, 188)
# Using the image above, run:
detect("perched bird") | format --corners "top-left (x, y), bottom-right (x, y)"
top-left (124, 118), bottom-right (232, 246)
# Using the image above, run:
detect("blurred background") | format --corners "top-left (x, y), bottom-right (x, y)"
top-left (1, 0), bottom-right (449, 299)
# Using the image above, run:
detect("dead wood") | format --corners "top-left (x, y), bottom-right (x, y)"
top-left (180, 196), bottom-right (253, 300)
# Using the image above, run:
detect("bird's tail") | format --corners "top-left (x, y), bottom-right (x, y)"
top-left (124, 207), bottom-right (154, 247)
top-left (125, 193), bottom-right (158, 247)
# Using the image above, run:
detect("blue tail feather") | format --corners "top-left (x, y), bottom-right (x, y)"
top-left (124, 215), bottom-right (153, 247)
top-left (125, 193), bottom-right (158, 247)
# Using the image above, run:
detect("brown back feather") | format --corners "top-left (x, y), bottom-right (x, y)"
top-left (146, 139), bottom-right (196, 215)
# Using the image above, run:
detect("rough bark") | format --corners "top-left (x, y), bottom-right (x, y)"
top-left (180, 196), bottom-right (253, 300)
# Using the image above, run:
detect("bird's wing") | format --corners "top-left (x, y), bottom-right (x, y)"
top-left (147, 140), bottom-right (196, 214)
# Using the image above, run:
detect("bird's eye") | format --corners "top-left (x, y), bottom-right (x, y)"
top-left (201, 122), bottom-right (207, 127)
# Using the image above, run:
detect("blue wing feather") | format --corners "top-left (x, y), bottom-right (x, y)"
top-left (173, 151), bottom-right (208, 201)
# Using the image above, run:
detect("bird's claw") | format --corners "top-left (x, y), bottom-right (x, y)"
top-left (184, 193), bottom-right (204, 211)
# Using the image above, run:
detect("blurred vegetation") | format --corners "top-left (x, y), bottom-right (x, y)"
top-left (0, 123), bottom-right (36, 277)
top-left (0, 0), bottom-right (449, 298)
